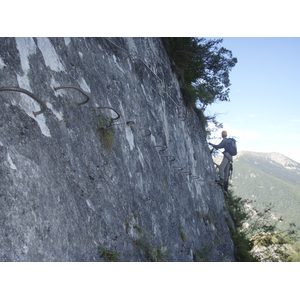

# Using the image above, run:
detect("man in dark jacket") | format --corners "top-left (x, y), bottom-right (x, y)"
top-left (209, 131), bottom-right (232, 187)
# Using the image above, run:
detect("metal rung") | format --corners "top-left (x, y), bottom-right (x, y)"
top-left (0, 87), bottom-right (47, 117)
top-left (53, 86), bottom-right (90, 106)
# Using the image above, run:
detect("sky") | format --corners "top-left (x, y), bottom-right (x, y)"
top-left (206, 37), bottom-right (300, 163)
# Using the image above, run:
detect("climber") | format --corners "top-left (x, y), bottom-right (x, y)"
top-left (209, 131), bottom-right (235, 188)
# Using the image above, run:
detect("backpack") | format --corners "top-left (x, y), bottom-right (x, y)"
top-left (226, 138), bottom-right (237, 156)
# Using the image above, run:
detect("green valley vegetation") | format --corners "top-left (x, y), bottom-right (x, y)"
top-left (224, 188), bottom-right (299, 262)
top-left (161, 37), bottom-right (237, 135)
top-left (230, 151), bottom-right (300, 237)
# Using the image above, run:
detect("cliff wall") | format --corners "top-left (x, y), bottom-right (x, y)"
top-left (0, 37), bottom-right (234, 261)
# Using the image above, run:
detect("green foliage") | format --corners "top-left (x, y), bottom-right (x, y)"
top-left (99, 247), bottom-right (120, 262)
top-left (225, 215), bottom-right (254, 262)
top-left (231, 152), bottom-right (300, 237)
top-left (204, 213), bottom-right (214, 226)
top-left (193, 249), bottom-right (210, 262)
top-left (133, 223), bottom-right (143, 233)
top-left (179, 226), bottom-right (186, 244)
top-left (125, 211), bottom-right (169, 262)
top-left (193, 239), bottom-right (222, 262)
top-left (146, 245), bottom-right (169, 262)
top-left (162, 37), bottom-right (237, 134)
top-left (94, 110), bottom-right (115, 152)
top-left (290, 243), bottom-right (300, 262)
top-left (124, 218), bottom-right (131, 234)
top-left (134, 238), bottom-right (170, 262)
top-left (224, 189), bottom-right (258, 261)
top-left (224, 188), bottom-right (299, 262)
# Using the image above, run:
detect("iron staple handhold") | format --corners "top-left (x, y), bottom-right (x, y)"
top-left (96, 107), bottom-right (120, 120)
top-left (53, 86), bottom-right (90, 106)
top-left (126, 121), bottom-right (135, 126)
top-left (165, 155), bottom-right (176, 162)
top-left (173, 166), bottom-right (183, 171)
top-left (182, 172), bottom-right (192, 176)
top-left (0, 87), bottom-right (47, 116)
top-left (155, 145), bottom-right (167, 153)
top-left (139, 128), bottom-right (151, 136)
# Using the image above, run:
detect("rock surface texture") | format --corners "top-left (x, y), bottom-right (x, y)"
top-left (0, 37), bottom-right (235, 261)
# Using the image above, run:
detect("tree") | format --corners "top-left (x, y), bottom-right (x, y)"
top-left (224, 188), bottom-right (299, 262)
top-left (224, 189), bottom-right (254, 261)
top-left (162, 37), bottom-right (237, 110)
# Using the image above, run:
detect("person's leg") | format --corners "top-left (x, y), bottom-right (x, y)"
top-left (224, 160), bottom-right (230, 183)
top-left (217, 156), bottom-right (229, 185)
top-left (224, 180), bottom-right (228, 192)
top-left (223, 153), bottom-right (232, 183)
top-left (222, 153), bottom-right (232, 191)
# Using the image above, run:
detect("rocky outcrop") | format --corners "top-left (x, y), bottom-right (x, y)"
top-left (0, 37), bottom-right (234, 261)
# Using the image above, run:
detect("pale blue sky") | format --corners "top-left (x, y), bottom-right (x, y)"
top-left (207, 37), bottom-right (300, 163)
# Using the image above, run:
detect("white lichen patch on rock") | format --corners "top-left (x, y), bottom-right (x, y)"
top-left (64, 37), bottom-right (71, 46)
top-left (16, 74), bottom-right (51, 137)
top-left (112, 54), bottom-right (125, 74)
top-left (36, 37), bottom-right (65, 72)
top-left (0, 56), bottom-right (6, 69)
top-left (141, 84), bottom-right (146, 96)
top-left (7, 153), bottom-right (17, 170)
top-left (15, 37), bottom-right (36, 73)
top-left (78, 77), bottom-right (91, 93)
top-left (137, 146), bottom-right (145, 169)
top-left (47, 102), bottom-right (64, 122)
top-left (86, 199), bottom-right (96, 211)
top-left (14, 37), bottom-right (51, 137)
top-left (125, 123), bottom-right (135, 151)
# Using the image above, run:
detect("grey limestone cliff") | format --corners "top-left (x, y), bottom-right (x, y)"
top-left (0, 37), bottom-right (235, 261)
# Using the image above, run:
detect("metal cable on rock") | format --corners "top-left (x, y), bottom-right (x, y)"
top-left (100, 39), bottom-right (209, 185)
top-left (104, 38), bottom-right (183, 113)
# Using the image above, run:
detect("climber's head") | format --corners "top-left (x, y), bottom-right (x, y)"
top-left (222, 131), bottom-right (227, 138)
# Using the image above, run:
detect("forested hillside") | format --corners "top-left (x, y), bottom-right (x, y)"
top-left (230, 151), bottom-right (300, 235)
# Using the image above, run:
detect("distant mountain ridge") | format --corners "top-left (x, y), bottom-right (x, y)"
top-left (215, 151), bottom-right (300, 235)
top-left (234, 151), bottom-right (300, 189)
top-left (236, 151), bottom-right (300, 174)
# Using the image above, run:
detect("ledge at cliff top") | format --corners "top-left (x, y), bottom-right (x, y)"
top-left (0, 37), bottom-right (234, 261)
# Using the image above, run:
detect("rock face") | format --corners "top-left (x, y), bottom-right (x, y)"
top-left (0, 37), bottom-right (235, 261)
